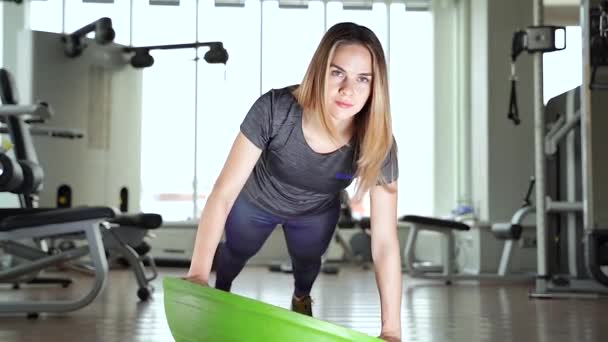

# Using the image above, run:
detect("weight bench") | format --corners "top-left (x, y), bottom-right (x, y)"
top-left (5, 211), bottom-right (162, 302)
top-left (401, 208), bottom-right (534, 284)
top-left (0, 206), bottom-right (116, 316)
top-left (37, 212), bottom-right (163, 301)
top-left (101, 213), bottom-right (162, 301)
top-left (0, 66), bottom-right (161, 302)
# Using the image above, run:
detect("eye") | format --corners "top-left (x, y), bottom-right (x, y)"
top-left (330, 69), bottom-right (344, 77)
top-left (358, 76), bottom-right (371, 83)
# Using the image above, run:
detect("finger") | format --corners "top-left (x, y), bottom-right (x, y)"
top-left (181, 276), bottom-right (208, 286)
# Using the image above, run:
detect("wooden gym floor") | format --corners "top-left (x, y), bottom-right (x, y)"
top-left (1, 266), bottom-right (608, 342)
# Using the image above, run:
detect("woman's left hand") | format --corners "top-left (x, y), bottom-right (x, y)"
top-left (378, 333), bottom-right (401, 342)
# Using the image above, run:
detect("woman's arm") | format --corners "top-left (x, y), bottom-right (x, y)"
top-left (369, 181), bottom-right (401, 340)
top-left (186, 132), bottom-right (263, 284)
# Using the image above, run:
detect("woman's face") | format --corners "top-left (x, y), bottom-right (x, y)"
top-left (325, 43), bottom-right (373, 122)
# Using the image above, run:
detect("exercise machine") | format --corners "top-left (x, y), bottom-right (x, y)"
top-left (400, 179), bottom-right (537, 283)
top-left (527, 0), bottom-right (608, 297)
top-left (0, 69), bottom-right (117, 317)
top-left (0, 67), bottom-right (160, 302)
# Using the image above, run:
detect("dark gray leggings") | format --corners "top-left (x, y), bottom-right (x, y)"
top-left (214, 193), bottom-right (339, 297)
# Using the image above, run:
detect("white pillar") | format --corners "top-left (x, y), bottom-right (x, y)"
top-left (470, 0), bottom-right (535, 222)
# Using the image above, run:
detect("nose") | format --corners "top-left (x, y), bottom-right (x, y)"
top-left (339, 78), bottom-right (355, 96)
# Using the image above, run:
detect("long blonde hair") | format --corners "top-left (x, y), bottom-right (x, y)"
top-left (293, 22), bottom-right (394, 200)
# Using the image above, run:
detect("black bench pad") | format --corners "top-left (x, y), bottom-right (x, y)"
top-left (110, 213), bottom-right (162, 229)
top-left (0, 207), bottom-right (117, 231)
top-left (399, 215), bottom-right (470, 231)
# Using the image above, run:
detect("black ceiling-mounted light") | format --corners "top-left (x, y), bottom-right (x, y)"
top-left (62, 17), bottom-right (116, 58)
top-left (129, 49), bottom-right (155, 68)
top-left (123, 42), bottom-right (229, 69)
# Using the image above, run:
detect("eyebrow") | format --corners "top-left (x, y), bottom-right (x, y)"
top-left (330, 64), bottom-right (372, 77)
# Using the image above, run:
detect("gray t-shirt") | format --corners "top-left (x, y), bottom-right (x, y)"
top-left (240, 85), bottom-right (398, 217)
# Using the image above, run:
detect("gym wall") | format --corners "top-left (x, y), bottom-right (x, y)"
top-left (18, 30), bottom-right (143, 211)
top-left (0, 4), bottom-right (3, 68)
top-left (0, 3), bottom-right (22, 208)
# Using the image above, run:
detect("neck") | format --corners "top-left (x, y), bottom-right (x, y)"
top-left (304, 111), bottom-right (354, 144)
top-left (330, 116), bottom-right (355, 140)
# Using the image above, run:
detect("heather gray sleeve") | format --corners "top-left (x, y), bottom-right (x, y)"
top-left (240, 91), bottom-right (273, 150)
top-left (378, 136), bottom-right (399, 184)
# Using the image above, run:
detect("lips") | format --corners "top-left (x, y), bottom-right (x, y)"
top-left (335, 100), bottom-right (353, 109)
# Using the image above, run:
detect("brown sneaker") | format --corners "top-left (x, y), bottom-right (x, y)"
top-left (291, 295), bottom-right (313, 317)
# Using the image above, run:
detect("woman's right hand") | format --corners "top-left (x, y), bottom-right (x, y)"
top-left (182, 274), bottom-right (209, 287)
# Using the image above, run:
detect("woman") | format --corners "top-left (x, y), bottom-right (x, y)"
top-left (186, 22), bottom-right (402, 341)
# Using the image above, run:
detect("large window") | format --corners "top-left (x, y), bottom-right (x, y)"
top-left (64, 1), bottom-right (131, 45)
top-left (543, 26), bottom-right (582, 103)
top-left (29, 0), bottom-right (64, 33)
top-left (131, 0), bottom-right (197, 46)
top-left (325, 1), bottom-right (388, 52)
top-left (261, 1), bottom-right (325, 92)
top-left (390, 4), bottom-right (434, 216)
top-left (138, 49), bottom-right (197, 221)
top-left (28, 0), bottom-right (436, 221)
top-left (132, 1), bottom-right (198, 221)
top-left (326, 2), bottom-right (435, 217)
top-left (195, 0), bottom-right (261, 216)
